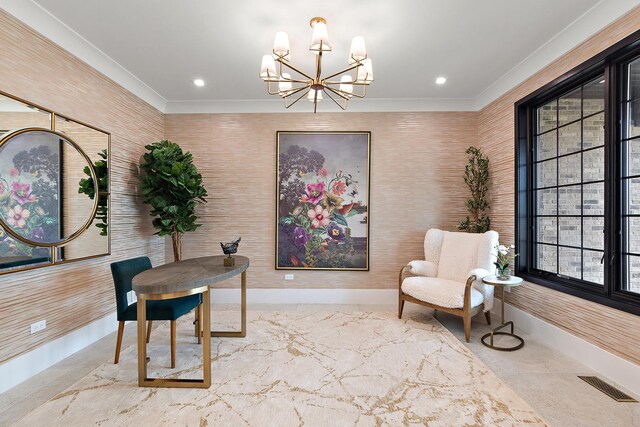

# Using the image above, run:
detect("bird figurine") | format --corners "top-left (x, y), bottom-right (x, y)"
top-left (220, 237), bottom-right (241, 258)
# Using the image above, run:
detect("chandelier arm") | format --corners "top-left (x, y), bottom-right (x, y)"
top-left (323, 85), bottom-right (350, 101)
top-left (285, 88), bottom-right (311, 109)
top-left (276, 84), bottom-right (311, 98)
top-left (277, 59), bottom-right (315, 81)
top-left (321, 62), bottom-right (362, 82)
top-left (267, 79), bottom-right (311, 96)
top-left (322, 88), bottom-right (347, 110)
top-left (324, 82), bottom-right (367, 99)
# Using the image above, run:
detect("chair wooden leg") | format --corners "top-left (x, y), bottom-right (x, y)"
top-left (170, 320), bottom-right (176, 369)
top-left (398, 295), bottom-right (405, 319)
top-left (146, 320), bottom-right (153, 343)
top-left (114, 321), bottom-right (124, 364)
top-left (463, 313), bottom-right (471, 343)
top-left (484, 311), bottom-right (491, 325)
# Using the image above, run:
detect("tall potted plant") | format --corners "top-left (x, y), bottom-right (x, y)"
top-left (457, 146), bottom-right (490, 233)
top-left (139, 140), bottom-right (208, 261)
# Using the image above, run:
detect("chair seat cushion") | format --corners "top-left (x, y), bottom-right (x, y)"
top-left (401, 276), bottom-right (484, 309)
top-left (120, 294), bottom-right (201, 322)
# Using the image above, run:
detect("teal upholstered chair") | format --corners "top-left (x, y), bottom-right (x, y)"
top-left (110, 257), bottom-right (202, 368)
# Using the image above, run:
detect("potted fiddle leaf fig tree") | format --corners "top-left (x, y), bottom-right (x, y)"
top-left (139, 140), bottom-right (208, 261)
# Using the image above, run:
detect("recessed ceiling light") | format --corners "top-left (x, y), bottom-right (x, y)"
top-left (599, 79), bottom-right (605, 84)
top-left (435, 77), bottom-right (447, 85)
top-left (193, 79), bottom-right (205, 87)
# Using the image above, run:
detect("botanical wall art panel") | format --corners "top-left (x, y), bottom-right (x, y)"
top-left (276, 131), bottom-right (370, 270)
top-left (0, 132), bottom-right (61, 264)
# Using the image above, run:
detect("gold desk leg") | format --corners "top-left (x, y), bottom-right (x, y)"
top-left (137, 289), bottom-right (212, 388)
top-left (211, 270), bottom-right (247, 338)
top-left (137, 296), bottom-right (147, 386)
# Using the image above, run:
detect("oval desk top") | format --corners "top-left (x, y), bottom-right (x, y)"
top-left (132, 255), bottom-right (249, 296)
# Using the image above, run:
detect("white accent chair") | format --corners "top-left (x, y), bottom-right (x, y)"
top-left (398, 229), bottom-right (499, 342)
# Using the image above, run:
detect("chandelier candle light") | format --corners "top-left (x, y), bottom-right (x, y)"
top-left (259, 17), bottom-right (374, 112)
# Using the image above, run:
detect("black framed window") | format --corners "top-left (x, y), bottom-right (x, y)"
top-left (621, 55), bottom-right (640, 296)
top-left (516, 30), bottom-right (640, 315)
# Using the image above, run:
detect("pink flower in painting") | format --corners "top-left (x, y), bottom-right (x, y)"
top-left (305, 182), bottom-right (325, 205)
top-left (11, 182), bottom-right (34, 205)
top-left (307, 204), bottom-right (330, 229)
top-left (9, 168), bottom-right (19, 177)
top-left (6, 205), bottom-right (30, 228)
top-left (317, 167), bottom-right (328, 177)
top-left (332, 180), bottom-right (346, 196)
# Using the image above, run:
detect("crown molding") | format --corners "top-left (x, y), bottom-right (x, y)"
top-left (0, 0), bottom-right (167, 112)
top-left (164, 98), bottom-right (477, 114)
top-left (475, 0), bottom-right (640, 110)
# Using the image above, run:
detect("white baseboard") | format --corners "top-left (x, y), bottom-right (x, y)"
top-left (491, 300), bottom-right (640, 397)
top-left (0, 312), bottom-right (118, 395)
top-left (210, 288), bottom-right (398, 305)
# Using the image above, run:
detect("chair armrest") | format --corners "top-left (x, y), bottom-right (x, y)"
top-left (467, 268), bottom-right (495, 312)
top-left (408, 260), bottom-right (437, 277)
top-left (468, 268), bottom-right (492, 281)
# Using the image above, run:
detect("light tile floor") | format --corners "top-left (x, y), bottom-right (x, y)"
top-left (0, 303), bottom-right (638, 426)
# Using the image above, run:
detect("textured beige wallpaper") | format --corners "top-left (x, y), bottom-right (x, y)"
top-left (0, 11), bottom-right (165, 364)
top-left (165, 112), bottom-right (478, 289)
top-left (479, 6), bottom-right (640, 365)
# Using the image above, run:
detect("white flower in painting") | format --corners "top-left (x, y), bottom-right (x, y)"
top-left (6, 205), bottom-right (30, 228)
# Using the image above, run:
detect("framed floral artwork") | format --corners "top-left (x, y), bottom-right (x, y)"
top-left (0, 133), bottom-right (62, 264)
top-left (276, 131), bottom-right (370, 270)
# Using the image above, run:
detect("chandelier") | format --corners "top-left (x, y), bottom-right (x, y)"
top-left (259, 17), bottom-right (373, 113)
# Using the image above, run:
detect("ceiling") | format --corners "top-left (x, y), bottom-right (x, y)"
top-left (4, 0), bottom-right (638, 112)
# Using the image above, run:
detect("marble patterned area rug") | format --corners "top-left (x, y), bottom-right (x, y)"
top-left (15, 311), bottom-right (546, 426)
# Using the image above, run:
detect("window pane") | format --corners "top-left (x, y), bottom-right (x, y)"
top-left (626, 139), bottom-right (640, 177)
top-left (624, 255), bottom-right (640, 295)
top-left (536, 188), bottom-right (557, 215)
top-left (536, 217), bottom-right (557, 244)
top-left (625, 178), bottom-right (640, 215)
top-left (536, 130), bottom-right (557, 161)
top-left (559, 153), bottom-right (581, 185)
top-left (626, 217), bottom-right (640, 254)
top-left (559, 122), bottom-right (581, 155)
top-left (559, 247), bottom-right (581, 279)
top-left (536, 244), bottom-right (557, 273)
top-left (583, 77), bottom-right (605, 116)
top-left (536, 158), bottom-right (557, 188)
top-left (583, 217), bottom-right (604, 250)
top-left (583, 148), bottom-right (604, 182)
top-left (537, 100), bottom-right (557, 133)
top-left (583, 112), bottom-right (604, 149)
top-left (559, 88), bottom-right (581, 126)
top-left (559, 216), bottom-right (581, 246)
top-left (626, 99), bottom-right (640, 140)
top-left (583, 250), bottom-right (604, 285)
top-left (627, 57), bottom-right (640, 101)
top-left (583, 182), bottom-right (604, 215)
top-left (558, 185), bottom-right (581, 215)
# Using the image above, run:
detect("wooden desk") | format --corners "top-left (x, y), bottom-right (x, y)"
top-left (132, 255), bottom-right (249, 388)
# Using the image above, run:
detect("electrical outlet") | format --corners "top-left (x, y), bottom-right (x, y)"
top-left (284, 274), bottom-right (294, 280)
top-left (30, 320), bottom-right (46, 334)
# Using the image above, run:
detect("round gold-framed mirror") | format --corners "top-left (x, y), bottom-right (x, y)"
top-left (0, 127), bottom-right (99, 248)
